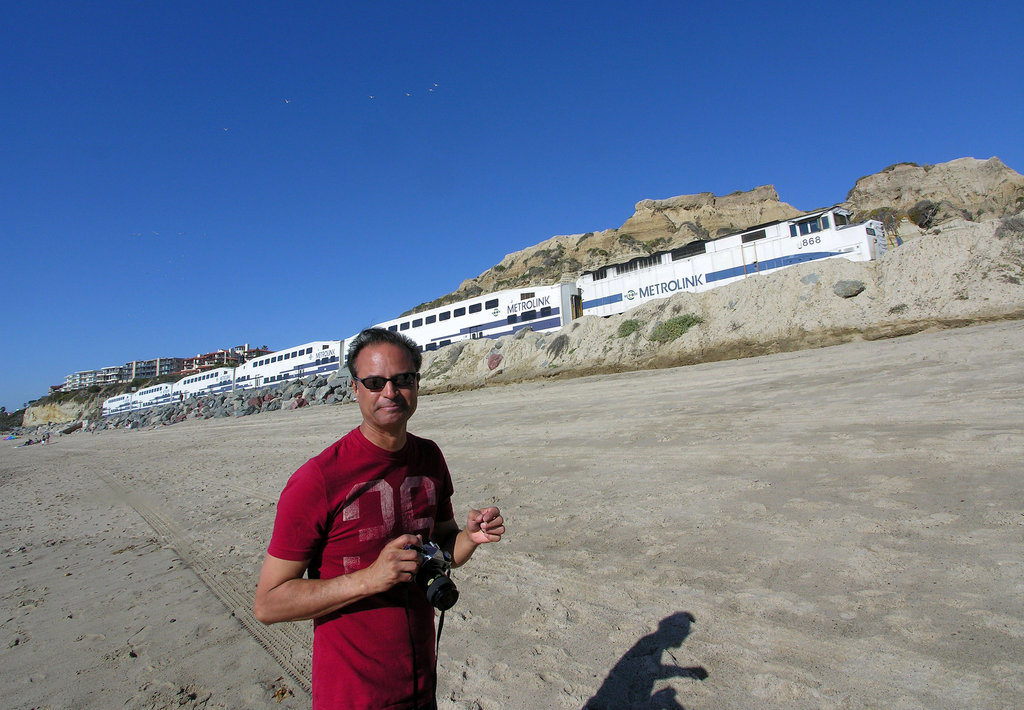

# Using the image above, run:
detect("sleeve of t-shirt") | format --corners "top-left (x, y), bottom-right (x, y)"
top-left (267, 459), bottom-right (328, 561)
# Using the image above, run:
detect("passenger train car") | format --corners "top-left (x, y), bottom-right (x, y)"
top-left (233, 340), bottom-right (343, 389)
top-left (101, 393), bottom-right (135, 417)
top-left (363, 283), bottom-right (582, 355)
top-left (102, 342), bottom-right (345, 416)
top-left (101, 206), bottom-right (886, 417)
top-left (135, 383), bottom-right (175, 409)
top-left (578, 207), bottom-right (887, 317)
top-left (174, 367), bottom-right (236, 398)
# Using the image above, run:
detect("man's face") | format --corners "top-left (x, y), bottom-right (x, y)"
top-left (352, 343), bottom-right (419, 436)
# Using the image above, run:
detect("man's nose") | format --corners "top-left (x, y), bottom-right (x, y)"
top-left (381, 379), bottom-right (399, 397)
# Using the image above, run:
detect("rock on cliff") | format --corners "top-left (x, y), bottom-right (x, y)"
top-left (846, 157), bottom-right (1024, 230)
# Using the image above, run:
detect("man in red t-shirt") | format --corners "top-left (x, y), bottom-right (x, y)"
top-left (254, 329), bottom-right (505, 710)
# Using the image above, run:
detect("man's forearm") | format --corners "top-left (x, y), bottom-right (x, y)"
top-left (254, 570), bottom-right (377, 624)
top-left (449, 528), bottom-right (481, 567)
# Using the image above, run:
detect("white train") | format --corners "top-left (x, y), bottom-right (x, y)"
top-left (102, 206), bottom-right (885, 417)
top-left (366, 282), bottom-right (583, 352)
top-left (578, 207), bottom-right (887, 316)
top-left (101, 341), bottom-right (343, 416)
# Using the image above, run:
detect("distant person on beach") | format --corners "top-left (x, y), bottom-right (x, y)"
top-left (254, 328), bottom-right (505, 710)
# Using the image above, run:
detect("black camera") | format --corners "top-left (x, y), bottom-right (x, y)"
top-left (408, 541), bottom-right (459, 611)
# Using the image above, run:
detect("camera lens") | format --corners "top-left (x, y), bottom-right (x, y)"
top-left (424, 573), bottom-right (459, 611)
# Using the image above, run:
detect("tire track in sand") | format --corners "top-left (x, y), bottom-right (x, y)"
top-left (100, 474), bottom-right (313, 693)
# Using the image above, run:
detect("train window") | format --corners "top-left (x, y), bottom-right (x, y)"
top-left (620, 255), bottom-right (661, 273)
top-left (485, 299), bottom-right (498, 309)
top-left (540, 306), bottom-right (552, 317)
top-left (388, 325), bottom-right (398, 332)
top-left (469, 303), bottom-right (482, 314)
top-left (835, 212), bottom-right (849, 226)
top-left (672, 241), bottom-right (707, 260)
top-left (798, 218), bottom-right (823, 236)
top-left (741, 229), bottom-right (766, 243)
top-left (520, 292), bottom-right (535, 300)
top-left (440, 339), bottom-right (451, 347)
top-left (453, 307), bottom-right (466, 317)
top-left (821, 216), bottom-right (830, 229)
top-left (521, 310), bottom-right (537, 321)
top-left (507, 315), bottom-right (517, 324)
top-left (439, 311), bottom-right (451, 321)
top-left (426, 343), bottom-right (437, 351)
top-left (866, 227), bottom-right (877, 236)
top-left (400, 322), bottom-right (410, 330)
top-left (412, 318), bottom-right (423, 327)
top-left (425, 315), bottom-right (436, 324)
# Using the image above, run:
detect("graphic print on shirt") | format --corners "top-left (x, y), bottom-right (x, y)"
top-left (340, 476), bottom-right (437, 574)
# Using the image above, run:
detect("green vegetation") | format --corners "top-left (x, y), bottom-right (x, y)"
top-left (643, 237), bottom-right (670, 253)
top-left (863, 207), bottom-right (903, 236)
top-left (650, 314), bottom-right (704, 343)
top-left (907, 200), bottom-right (938, 229)
top-left (1, 407), bottom-right (25, 431)
top-left (617, 319), bottom-right (642, 338)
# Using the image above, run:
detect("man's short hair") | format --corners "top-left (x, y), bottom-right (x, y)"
top-left (346, 328), bottom-right (423, 378)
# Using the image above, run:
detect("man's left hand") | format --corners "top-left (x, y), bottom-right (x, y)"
top-left (466, 507), bottom-right (504, 545)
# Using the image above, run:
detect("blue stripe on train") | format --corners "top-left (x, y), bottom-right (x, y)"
top-left (585, 251), bottom-right (844, 307)
top-left (581, 293), bottom-right (623, 311)
top-left (705, 251), bottom-right (839, 283)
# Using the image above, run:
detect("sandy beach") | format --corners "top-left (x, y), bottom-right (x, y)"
top-left (3, 319), bottom-right (1023, 709)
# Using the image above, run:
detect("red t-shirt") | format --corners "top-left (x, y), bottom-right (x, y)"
top-left (268, 427), bottom-right (456, 709)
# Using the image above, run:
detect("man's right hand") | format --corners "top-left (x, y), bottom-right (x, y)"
top-left (363, 534), bottom-right (422, 593)
top-left (254, 533), bottom-right (425, 624)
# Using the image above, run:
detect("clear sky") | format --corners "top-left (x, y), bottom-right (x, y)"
top-left (2, 1), bottom-right (1021, 412)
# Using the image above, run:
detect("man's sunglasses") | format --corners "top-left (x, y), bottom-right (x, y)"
top-left (352, 372), bottom-right (420, 391)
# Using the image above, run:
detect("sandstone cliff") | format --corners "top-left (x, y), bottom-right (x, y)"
top-left (22, 400), bottom-right (99, 428)
top-left (846, 157), bottom-right (1024, 229)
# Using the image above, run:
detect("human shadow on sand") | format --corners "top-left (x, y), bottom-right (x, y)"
top-left (583, 611), bottom-right (708, 709)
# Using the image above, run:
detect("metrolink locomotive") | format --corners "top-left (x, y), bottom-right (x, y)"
top-left (103, 206), bottom-right (886, 416)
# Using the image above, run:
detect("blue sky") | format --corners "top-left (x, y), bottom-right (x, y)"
top-left (2, 1), bottom-right (1021, 412)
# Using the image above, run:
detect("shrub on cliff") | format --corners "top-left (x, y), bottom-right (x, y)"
top-left (1, 407), bottom-right (25, 431)
top-left (617, 319), bottom-right (642, 338)
top-left (650, 314), bottom-right (704, 343)
top-left (908, 200), bottom-right (939, 229)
